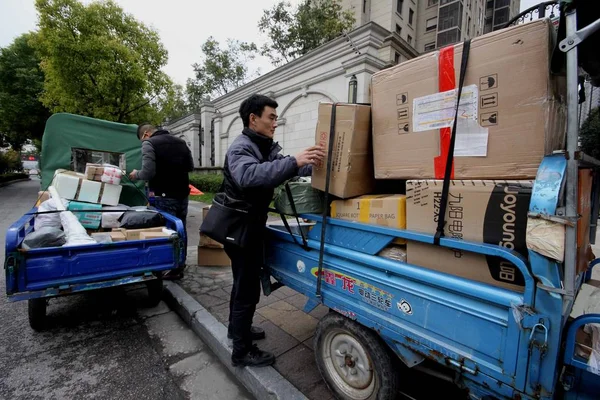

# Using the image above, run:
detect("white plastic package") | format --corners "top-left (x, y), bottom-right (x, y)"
top-left (48, 187), bottom-right (96, 247)
top-left (34, 197), bottom-right (70, 231)
top-left (101, 205), bottom-right (130, 228)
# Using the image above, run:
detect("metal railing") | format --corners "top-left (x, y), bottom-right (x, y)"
top-left (504, 1), bottom-right (560, 28)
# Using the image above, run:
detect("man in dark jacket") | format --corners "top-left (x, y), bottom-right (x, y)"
top-left (223, 94), bottom-right (324, 367)
top-left (130, 124), bottom-right (194, 280)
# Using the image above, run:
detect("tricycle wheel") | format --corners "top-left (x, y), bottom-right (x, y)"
top-left (146, 278), bottom-right (163, 307)
top-left (28, 298), bottom-right (47, 331)
top-left (314, 312), bottom-right (398, 400)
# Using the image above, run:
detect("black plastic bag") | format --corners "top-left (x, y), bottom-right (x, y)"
top-left (118, 209), bottom-right (165, 229)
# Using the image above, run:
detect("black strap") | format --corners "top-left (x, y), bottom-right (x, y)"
top-left (434, 40), bottom-right (471, 246)
top-left (316, 103), bottom-right (339, 298)
top-left (279, 182), bottom-right (309, 250)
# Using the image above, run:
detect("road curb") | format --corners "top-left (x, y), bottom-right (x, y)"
top-left (163, 281), bottom-right (308, 400)
top-left (0, 178), bottom-right (31, 188)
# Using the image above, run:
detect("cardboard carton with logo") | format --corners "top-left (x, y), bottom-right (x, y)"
top-left (330, 194), bottom-right (406, 243)
top-left (371, 19), bottom-right (565, 180)
top-left (406, 180), bottom-right (533, 291)
top-left (311, 103), bottom-right (375, 199)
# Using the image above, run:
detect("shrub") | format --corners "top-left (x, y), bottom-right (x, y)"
top-left (0, 149), bottom-right (23, 175)
top-left (580, 107), bottom-right (600, 160)
top-left (0, 173), bottom-right (28, 184)
top-left (189, 173), bottom-right (224, 193)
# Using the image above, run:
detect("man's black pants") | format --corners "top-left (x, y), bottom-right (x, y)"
top-left (224, 243), bottom-right (262, 358)
top-left (154, 196), bottom-right (188, 273)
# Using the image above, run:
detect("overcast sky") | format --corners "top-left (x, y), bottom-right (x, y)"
top-left (0, 0), bottom-right (550, 86)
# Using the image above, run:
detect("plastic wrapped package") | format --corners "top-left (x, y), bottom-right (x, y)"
top-left (34, 197), bottom-right (70, 231)
top-left (273, 177), bottom-right (325, 215)
top-left (91, 232), bottom-right (113, 244)
top-left (101, 205), bottom-right (130, 228)
top-left (22, 227), bottom-right (66, 249)
top-left (48, 186), bottom-right (96, 247)
top-left (118, 209), bottom-right (165, 229)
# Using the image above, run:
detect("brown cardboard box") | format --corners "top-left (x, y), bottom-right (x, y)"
top-left (140, 231), bottom-right (172, 240)
top-left (372, 19), bottom-right (565, 179)
top-left (109, 231), bottom-right (126, 242)
top-left (578, 169), bottom-right (595, 273)
top-left (330, 194), bottom-right (406, 243)
top-left (37, 191), bottom-right (50, 205)
top-left (199, 206), bottom-right (224, 248)
top-left (312, 103), bottom-right (375, 198)
top-left (197, 246), bottom-right (231, 267)
top-left (406, 180), bottom-right (533, 291)
top-left (117, 227), bottom-right (165, 241)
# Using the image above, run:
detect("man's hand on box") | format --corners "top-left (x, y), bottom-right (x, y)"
top-left (295, 145), bottom-right (326, 168)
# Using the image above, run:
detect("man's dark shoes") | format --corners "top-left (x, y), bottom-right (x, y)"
top-left (232, 345), bottom-right (275, 367)
top-left (228, 326), bottom-right (266, 341)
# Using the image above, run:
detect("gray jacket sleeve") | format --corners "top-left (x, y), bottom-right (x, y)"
top-left (274, 153), bottom-right (312, 177)
top-left (298, 165), bottom-right (312, 177)
top-left (228, 147), bottom-right (299, 189)
top-left (135, 140), bottom-right (156, 181)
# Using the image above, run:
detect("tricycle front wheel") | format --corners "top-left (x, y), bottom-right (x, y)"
top-left (28, 298), bottom-right (47, 331)
top-left (314, 312), bottom-right (398, 400)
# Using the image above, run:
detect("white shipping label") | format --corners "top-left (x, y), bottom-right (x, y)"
top-left (454, 118), bottom-right (489, 157)
top-left (412, 85), bottom-right (479, 132)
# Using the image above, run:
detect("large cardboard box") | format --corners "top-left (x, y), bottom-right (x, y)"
top-left (199, 206), bottom-right (224, 248)
top-left (372, 19), bottom-right (565, 179)
top-left (406, 180), bottom-right (533, 291)
top-left (198, 246), bottom-right (231, 267)
top-left (312, 103), bottom-right (375, 199)
top-left (330, 195), bottom-right (406, 243)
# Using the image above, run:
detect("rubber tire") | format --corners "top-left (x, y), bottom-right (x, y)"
top-left (146, 278), bottom-right (163, 307)
top-left (314, 312), bottom-right (399, 400)
top-left (28, 298), bottom-right (47, 331)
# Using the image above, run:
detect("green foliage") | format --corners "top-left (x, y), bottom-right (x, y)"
top-left (32, 0), bottom-right (174, 124)
top-left (0, 150), bottom-right (24, 174)
top-left (580, 107), bottom-right (600, 160)
top-left (189, 173), bottom-right (223, 193)
top-left (0, 33), bottom-right (51, 150)
top-left (187, 37), bottom-right (258, 103)
top-left (258, 0), bottom-right (356, 67)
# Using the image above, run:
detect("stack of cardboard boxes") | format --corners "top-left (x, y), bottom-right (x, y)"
top-left (198, 206), bottom-right (231, 267)
top-left (310, 19), bottom-right (594, 291)
top-left (38, 163), bottom-right (174, 243)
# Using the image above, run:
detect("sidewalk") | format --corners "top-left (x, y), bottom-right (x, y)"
top-left (177, 246), bottom-right (334, 400)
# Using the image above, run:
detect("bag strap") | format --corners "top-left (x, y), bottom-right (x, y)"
top-left (434, 39), bottom-right (471, 246)
top-left (279, 182), bottom-right (309, 250)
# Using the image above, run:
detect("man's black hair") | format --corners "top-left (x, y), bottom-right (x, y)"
top-left (137, 123), bottom-right (156, 139)
top-left (239, 94), bottom-right (278, 128)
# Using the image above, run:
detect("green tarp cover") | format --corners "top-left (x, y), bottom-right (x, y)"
top-left (40, 113), bottom-right (147, 206)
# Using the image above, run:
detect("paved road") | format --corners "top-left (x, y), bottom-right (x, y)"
top-left (0, 179), bottom-right (252, 400)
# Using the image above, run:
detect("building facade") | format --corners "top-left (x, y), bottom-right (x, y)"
top-left (484, 0), bottom-right (521, 33)
top-left (343, 0), bottom-right (520, 54)
top-left (166, 22), bottom-right (392, 170)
